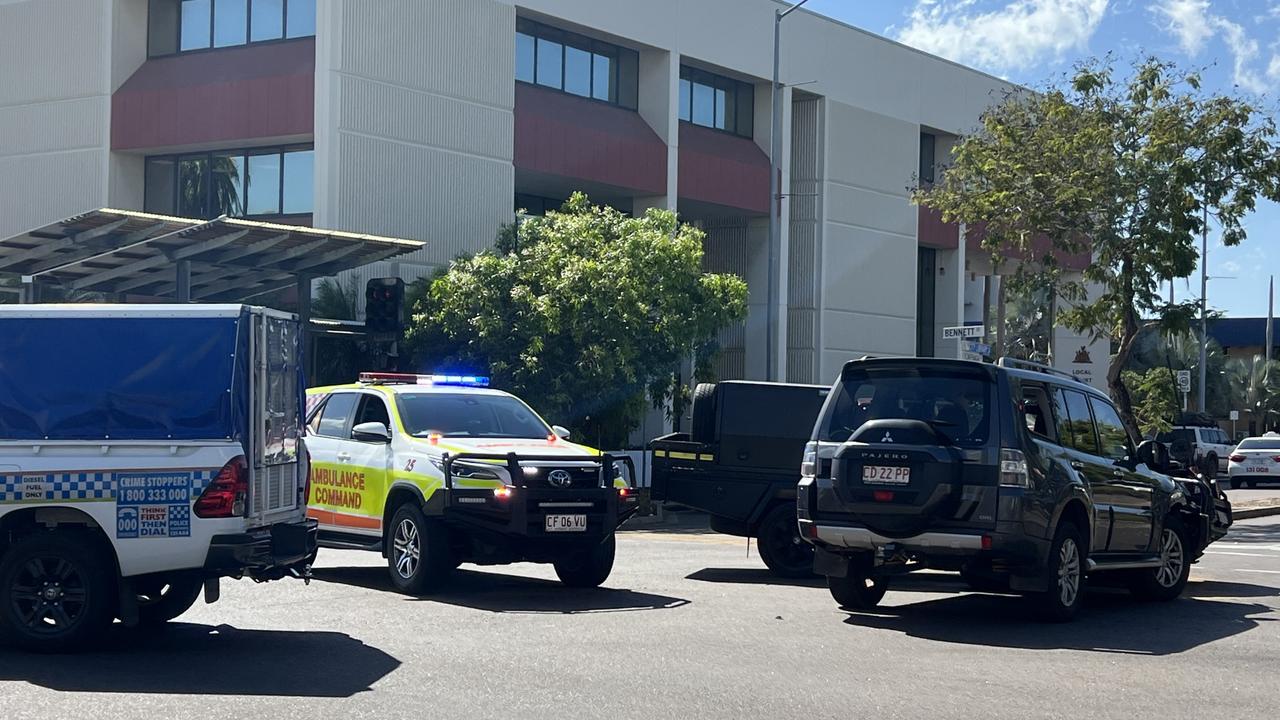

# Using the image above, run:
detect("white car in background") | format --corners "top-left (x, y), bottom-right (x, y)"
top-left (1227, 434), bottom-right (1280, 488)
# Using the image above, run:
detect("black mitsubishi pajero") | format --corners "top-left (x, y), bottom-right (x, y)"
top-left (797, 357), bottom-right (1231, 621)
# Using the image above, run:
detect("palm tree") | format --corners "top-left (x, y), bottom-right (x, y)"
top-left (1227, 354), bottom-right (1280, 433)
top-left (311, 276), bottom-right (359, 321)
top-left (310, 277), bottom-right (371, 384)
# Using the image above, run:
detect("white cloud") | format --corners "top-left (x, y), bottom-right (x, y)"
top-left (894, 0), bottom-right (1110, 73)
top-left (1222, 260), bottom-right (1243, 275)
top-left (1151, 0), bottom-right (1274, 94)
top-left (1152, 0), bottom-right (1214, 55)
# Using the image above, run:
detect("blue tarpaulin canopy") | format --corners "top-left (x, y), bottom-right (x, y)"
top-left (0, 305), bottom-right (250, 442)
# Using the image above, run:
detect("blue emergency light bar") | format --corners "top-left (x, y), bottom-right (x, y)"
top-left (358, 372), bottom-right (490, 387)
top-left (430, 374), bottom-right (490, 387)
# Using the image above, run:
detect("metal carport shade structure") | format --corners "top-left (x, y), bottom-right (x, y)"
top-left (0, 208), bottom-right (425, 379)
top-left (0, 208), bottom-right (423, 307)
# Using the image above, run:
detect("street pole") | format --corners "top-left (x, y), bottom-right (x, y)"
top-left (767, 0), bottom-right (808, 381)
top-left (956, 222), bottom-right (966, 359)
top-left (1198, 198), bottom-right (1208, 412)
top-left (1267, 275), bottom-right (1274, 366)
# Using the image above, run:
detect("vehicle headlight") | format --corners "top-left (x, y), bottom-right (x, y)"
top-left (428, 457), bottom-right (501, 480)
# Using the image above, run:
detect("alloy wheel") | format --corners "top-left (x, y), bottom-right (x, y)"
top-left (1154, 528), bottom-right (1185, 589)
top-left (1057, 537), bottom-right (1081, 608)
top-left (9, 556), bottom-right (90, 635)
top-left (393, 519), bottom-right (421, 579)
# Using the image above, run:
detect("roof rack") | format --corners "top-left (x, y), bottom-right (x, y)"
top-left (996, 357), bottom-right (1086, 384)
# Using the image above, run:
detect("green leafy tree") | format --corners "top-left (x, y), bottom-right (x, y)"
top-left (1121, 368), bottom-right (1180, 436)
top-left (917, 58), bottom-right (1280, 435)
top-left (405, 193), bottom-right (748, 448)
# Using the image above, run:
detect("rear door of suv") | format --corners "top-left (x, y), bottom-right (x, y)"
top-left (1050, 387), bottom-right (1114, 553)
top-left (1086, 396), bottom-right (1154, 553)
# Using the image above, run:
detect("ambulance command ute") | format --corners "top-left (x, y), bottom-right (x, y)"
top-left (0, 305), bottom-right (317, 651)
top-left (305, 373), bottom-right (639, 594)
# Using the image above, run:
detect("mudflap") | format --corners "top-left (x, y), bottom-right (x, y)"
top-left (813, 547), bottom-right (849, 578)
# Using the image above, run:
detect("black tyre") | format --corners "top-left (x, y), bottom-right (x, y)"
top-left (135, 574), bottom-right (203, 625)
top-left (690, 383), bottom-right (717, 443)
top-left (756, 504), bottom-right (814, 578)
top-left (1128, 517), bottom-right (1191, 601)
top-left (827, 563), bottom-right (888, 610)
top-left (386, 502), bottom-right (451, 595)
top-left (1030, 521), bottom-right (1085, 622)
top-left (553, 535), bottom-right (616, 588)
top-left (0, 531), bottom-right (115, 652)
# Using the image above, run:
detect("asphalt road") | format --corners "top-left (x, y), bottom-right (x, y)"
top-left (0, 517), bottom-right (1277, 720)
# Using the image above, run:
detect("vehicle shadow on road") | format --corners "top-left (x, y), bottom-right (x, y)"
top-left (311, 566), bottom-right (690, 614)
top-left (840, 579), bottom-right (1277, 655)
top-left (0, 622), bottom-right (399, 696)
top-left (685, 567), bottom-right (826, 589)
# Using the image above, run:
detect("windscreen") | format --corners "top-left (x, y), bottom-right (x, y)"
top-left (396, 393), bottom-right (551, 439)
top-left (1237, 437), bottom-right (1280, 450)
top-left (818, 366), bottom-right (992, 446)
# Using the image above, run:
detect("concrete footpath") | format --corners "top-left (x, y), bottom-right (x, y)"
top-left (1227, 486), bottom-right (1280, 519)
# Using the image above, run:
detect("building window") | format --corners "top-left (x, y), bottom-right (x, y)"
top-left (919, 132), bottom-right (936, 185)
top-left (678, 66), bottom-right (754, 139)
top-left (144, 145), bottom-right (313, 219)
top-left (514, 18), bottom-right (639, 110)
top-left (148, 0), bottom-right (315, 57)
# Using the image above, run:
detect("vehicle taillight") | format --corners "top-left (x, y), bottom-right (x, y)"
top-left (1273, 455), bottom-right (1280, 463)
top-left (194, 456), bottom-right (248, 518)
top-left (800, 441), bottom-right (817, 479)
top-left (1230, 454), bottom-right (1245, 463)
top-left (999, 448), bottom-right (1030, 488)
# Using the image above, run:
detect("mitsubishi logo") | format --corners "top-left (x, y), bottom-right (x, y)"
top-left (881, 432), bottom-right (894, 443)
top-left (547, 469), bottom-right (573, 488)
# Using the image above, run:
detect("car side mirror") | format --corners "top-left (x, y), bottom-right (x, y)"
top-left (552, 425), bottom-right (572, 440)
top-left (352, 421), bottom-right (391, 444)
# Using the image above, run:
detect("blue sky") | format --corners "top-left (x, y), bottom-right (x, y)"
top-left (803, 0), bottom-right (1279, 317)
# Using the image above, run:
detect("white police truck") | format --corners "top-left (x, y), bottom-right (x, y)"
top-left (0, 304), bottom-right (316, 651)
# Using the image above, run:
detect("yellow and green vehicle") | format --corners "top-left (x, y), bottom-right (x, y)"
top-left (304, 372), bottom-right (636, 594)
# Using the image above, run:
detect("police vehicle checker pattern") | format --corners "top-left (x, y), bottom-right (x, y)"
top-left (305, 373), bottom-right (637, 594)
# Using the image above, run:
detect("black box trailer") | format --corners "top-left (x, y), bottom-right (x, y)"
top-left (648, 381), bottom-right (829, 577)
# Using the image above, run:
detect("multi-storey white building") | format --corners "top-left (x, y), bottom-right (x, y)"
top-left (0, 0), bottom-right (1107, 388)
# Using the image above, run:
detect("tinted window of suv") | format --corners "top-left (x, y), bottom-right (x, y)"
top-left (1056, 389), bottom-right (1100, 455)
top-left (1088, 397), bottom-right (1131, 461)
top-left (819, 365), bottom-right (990, 446)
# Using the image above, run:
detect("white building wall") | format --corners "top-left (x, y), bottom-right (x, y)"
top-left (0, 0), bottom-right (114, 241)
top-left (315, 0), bottom-right (517, 288)
top-left (501, 0), bottom-right (1011, 380)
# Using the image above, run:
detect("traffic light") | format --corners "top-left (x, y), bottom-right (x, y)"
top-left (365, 277), bottom-right (405, 334)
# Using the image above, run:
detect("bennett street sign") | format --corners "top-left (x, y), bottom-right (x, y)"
top-left (942, 325), bottom-right (985, 340)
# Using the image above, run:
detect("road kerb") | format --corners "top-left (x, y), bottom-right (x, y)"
top-left (1234, 503), bottom-right (1280, 520)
